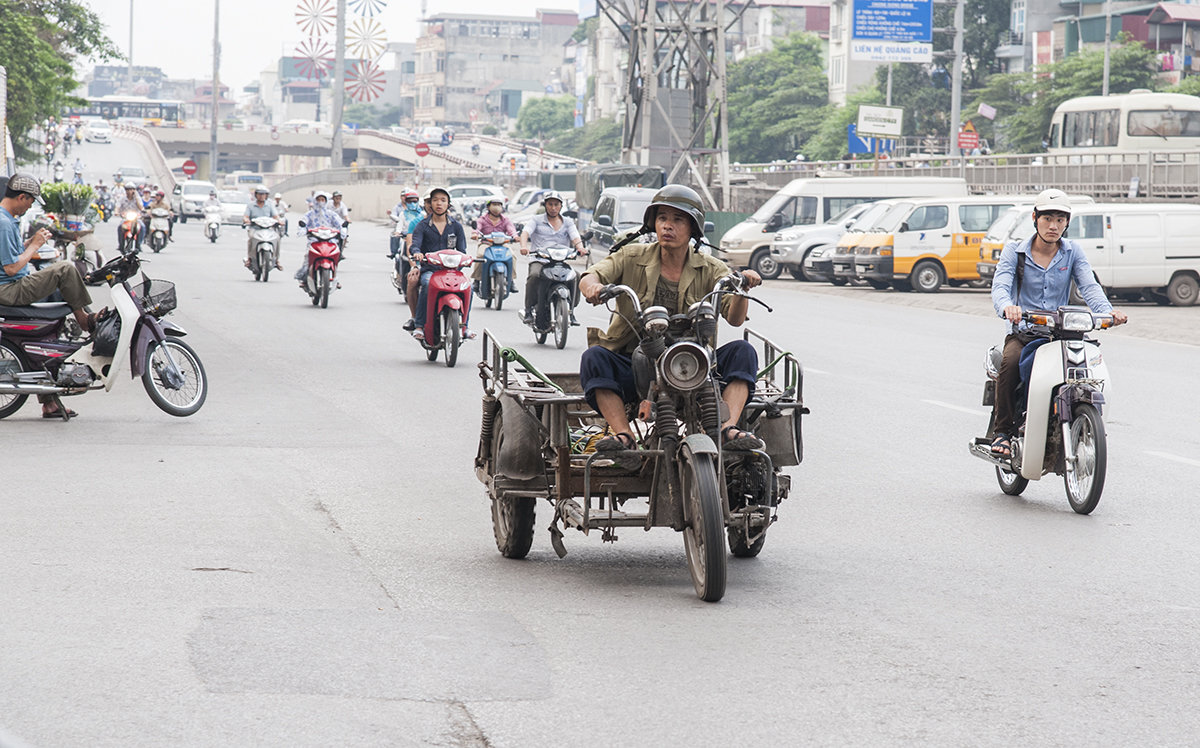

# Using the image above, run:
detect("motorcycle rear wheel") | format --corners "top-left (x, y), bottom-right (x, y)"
top-left (553, 296), bottom-right (570, 349)
top-left (680, 445), bottom-right (727, 602)
top-left (0, 341), bottom-right (31, 419)
top-left (443, 308), bottom-right (461, 368)
top-left (142, 338), bottom-right (207, 417)
top-left (1065, 403), bottom-right (1106, 515)
top-left (489, 411), bottom-right (536, 559)
top-left (318, 268), bottom-right (331, 308)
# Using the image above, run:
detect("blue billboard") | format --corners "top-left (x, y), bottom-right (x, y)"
top-left (852, 0), bottom-right (933, 43)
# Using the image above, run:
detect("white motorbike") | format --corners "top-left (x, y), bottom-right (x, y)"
top-left (969, 306), bottom-right (1115, 515)
top-left (203, 206), bottom-right (223, 243)
top-left (247, 217), bottom-right (281, 282)
top-left (148, 208), bottom-right (172, 253)
top-left (0, 252), bottom-right (208, 419)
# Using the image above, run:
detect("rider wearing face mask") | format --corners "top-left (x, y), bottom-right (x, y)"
top-left (471, 197), bottom-right (518, 293)
top-left (577, 184), bottom-right (764, 453)
top-left (294, 191), bottom-right (344, 285)
top-left (987, 188), bottom-right (1129, 459)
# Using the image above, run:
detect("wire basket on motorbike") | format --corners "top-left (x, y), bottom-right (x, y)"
top-left (136, 278), bottom-right (177, 318)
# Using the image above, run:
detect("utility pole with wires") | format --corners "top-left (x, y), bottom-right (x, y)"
top-left (597, 0), bottom-right (748, 210)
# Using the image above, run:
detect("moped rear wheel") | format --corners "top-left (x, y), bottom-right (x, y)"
top-left (680, 446), bottom-right (726, 602)
top-left (488, 410), bottom-right (536, 559)
top-left (0, 341), bottom-right (31, 419)
top-left (142, 338), bottom-right (208, 417)
top-left (1065, 403), bottom-right (1106, 515)
top-left (443, 308), bottom-right (461, 368)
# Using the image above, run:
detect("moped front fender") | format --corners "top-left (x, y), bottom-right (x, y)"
top-left (439, 294), bottom-right (464, 312)
top-left (1020, 343), bottom-right (1065, 481)
top-left (130, 315), bottom-right (170, 378)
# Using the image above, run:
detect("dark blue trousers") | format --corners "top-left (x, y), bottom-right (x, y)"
top-left (579, 339), bottom-right (758, 411)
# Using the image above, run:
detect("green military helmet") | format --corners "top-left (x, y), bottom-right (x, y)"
top-left (642, 184), bottom-right (705, 239)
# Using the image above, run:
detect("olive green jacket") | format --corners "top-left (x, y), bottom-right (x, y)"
top-left (583, 242), bottom-right (736, 352)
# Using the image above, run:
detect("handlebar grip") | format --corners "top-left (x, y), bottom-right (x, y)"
top-left (596, 284), bottom-right (618, 302)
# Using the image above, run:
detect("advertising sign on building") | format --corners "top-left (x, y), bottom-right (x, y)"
top-left (850, 0), bottom-right (934, 63)
top-left (1034, 30), bottom-right (1054, 70)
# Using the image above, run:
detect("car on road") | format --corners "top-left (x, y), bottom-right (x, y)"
top-left (584, 187), bottom-right (658, 256)
top-left (448, 184), bottom-right (506, 205)
top-left (498, 151), bottom-right (529, 168)
top-left (218, 190), bottom-right (250, 224)
top-left (509, 192), bottom-right (578, 234)
top-left (173, 179), bottom-right (218, 222)
top-left (84, 119), bottom-right (112, 144)
top-left (771, 202), bottom-right (873, 281)
top-left (117, 165), bottom-right (151, 189)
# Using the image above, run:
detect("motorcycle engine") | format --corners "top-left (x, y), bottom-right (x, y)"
top-left (56, 363), bottom-right (94, 387)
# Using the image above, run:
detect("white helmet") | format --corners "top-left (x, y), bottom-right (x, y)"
top-left (314, 191), bottom-right (330, 202)
top-left (541, 190), bottom-right (564, 206)
top-left (1034, 188), bottom-right (1071, 215)
top-left (273, 192), bottom-right (282, 199)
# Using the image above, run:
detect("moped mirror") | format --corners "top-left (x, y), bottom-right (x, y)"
top-left (703, 220), bottom-right (715, 234)
top-left (297, 220), bottom-right (307, 228)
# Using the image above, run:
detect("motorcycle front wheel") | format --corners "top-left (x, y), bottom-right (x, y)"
top-left (443, 308), bottom-right (461, 368)
top-left (680, 445), bottom-right (727, 602)
top-left (1065, 403), bottom-right (1106, 515)
top-left (553, 296), bottom-right (570, 350)
top-left (492, 273), bottom-right (505, 311)
top-left (318, 267), bottom-right (331, 308)
top-left (259, 250), bottom-right (272, 282)
top-left (996, 464), bottom-right (1028, 496)
top-left (0, 341), bottom-right (31, 418)
top-left (143, 338), bottom-right (208, 416)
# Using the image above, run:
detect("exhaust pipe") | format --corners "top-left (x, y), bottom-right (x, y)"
top-left (0, 382), bottom-right (65, 396)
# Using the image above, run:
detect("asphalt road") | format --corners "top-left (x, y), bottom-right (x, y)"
top-left (4, 141), bottom-right (1200, 746)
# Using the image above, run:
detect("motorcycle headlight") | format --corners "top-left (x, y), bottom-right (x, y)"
top-left (659, 341), bottom-right (710, 391)
top-left (1061, 311), bottom-right (1095, 331)
top-left (548, 247), bottom-right (570, 262)
top-left (442, 253), bottom-right (462, 268)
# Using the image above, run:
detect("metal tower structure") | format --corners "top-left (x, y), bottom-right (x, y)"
top-left (597, 0), bottom-right (745, 210)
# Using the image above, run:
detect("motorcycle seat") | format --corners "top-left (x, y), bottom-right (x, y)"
top-left (0, 302), bottom-right (73, 320)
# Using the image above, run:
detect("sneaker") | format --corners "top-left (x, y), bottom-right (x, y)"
top-left (412, 329), bottom-right (424, 341)
top-left (463, 328), bottom-right (477, 340)
top-left (570, 312), bottom-right (580, 327)
top-left (402, 319), bottom-right (416, 331)
top-left (508, 283), bottom-right (518, 293)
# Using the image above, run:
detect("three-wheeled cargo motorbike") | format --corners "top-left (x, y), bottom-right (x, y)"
top-left (475, 273), bottom-right (807, 602)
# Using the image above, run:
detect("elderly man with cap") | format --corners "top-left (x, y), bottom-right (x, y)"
top-left (577, 184), bottom-right (765, 453)
top-left (986, 188), bottom-right (1128, 459)
top-left (243, 186), bottom-right (282, 271)
top-left (0, 174), bottom-right (100, 411)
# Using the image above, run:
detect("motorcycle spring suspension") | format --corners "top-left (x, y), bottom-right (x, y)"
top-left (696, 385), bottom-right (721, 440)
top-left (477, 396), bottom-right (500, 468)
top-left (655, 392), bottom-right (678, 444)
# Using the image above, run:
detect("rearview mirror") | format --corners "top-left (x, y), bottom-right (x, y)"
top-left (297, 219), bottom-right (307, 228)
top-left (899, 222), bottom-right (909, 232)
top-left (765, 213), bottom-right (783, 231)
top-left (703, 220), bottom-right (715, 234)
top-left (595, 214), bottom-right (613, 227)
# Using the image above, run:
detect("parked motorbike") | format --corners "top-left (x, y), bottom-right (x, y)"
top-left (968, 306), bottom-right (1115, 515)
top-left (474, 231), bottom-right (515, 310)
top-left (118, 210), bottom-right (142, 254)
top-left (0, 252), bottom-right (208, 419)
top-left (147, 208), bottom-right (172, 253)
top-left (521, 245), bottom-right (579, 349)
top-left (203, 206), bottom-right (222, 243)
top-left (413, 244), bottom-right (473, 368)
top-left (247, 216), bottom-right (281, 282)
top-left (299, 222), bottom-right (342, 308)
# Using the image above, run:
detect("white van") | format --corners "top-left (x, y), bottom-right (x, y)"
top-left (716, 176), bottom-right (969, 278)
top-left (1067, 203), bottom-right (1200, 306)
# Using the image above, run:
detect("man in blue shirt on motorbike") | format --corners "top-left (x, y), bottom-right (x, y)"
top-left (404, 187), bottom-right (468, 340)
top-left (988, 189), bottom-right (1128, 458)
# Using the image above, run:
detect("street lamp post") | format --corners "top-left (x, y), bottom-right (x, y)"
top-left (1102, 0), bottom-right (1112, 96)
top-left (209, 0), bottom-right (219, 180)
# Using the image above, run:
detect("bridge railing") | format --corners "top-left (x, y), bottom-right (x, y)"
top-left (731, 151), bottom-right (1200, 198)
top-left (112, 123), bottom-right (177, 192)
top-left (267, 165), bottom-right (549, 197)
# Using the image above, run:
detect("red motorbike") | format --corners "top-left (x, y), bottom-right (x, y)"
top-left (415, 248), bottom-right (473, 367)
top-left (118, 210), bottom-right (143, 254)
top-left (300, 224), bottom-right (342, 308)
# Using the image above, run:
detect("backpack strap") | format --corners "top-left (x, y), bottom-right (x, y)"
top-left (1014, 250), bottom-right (1025, 304)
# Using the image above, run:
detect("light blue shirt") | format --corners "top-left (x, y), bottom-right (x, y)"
top-left (991, 236), bottom-right (1112, 332)
top-left (0, 206), bottom-right (29, 285)
top-left (244, 202), bottom-right (279, 221)
top-left (524, 213), bottom-right (580, 251)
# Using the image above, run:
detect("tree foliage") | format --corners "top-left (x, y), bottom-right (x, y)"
top-left (0, 0), bottom-right (121, 160)
top-left (967, 37), bottom-right (1159, 152)
top-left (547, 118), bottom-right (620, 163)
top-left (727, 33), bottom-right (829, 163)
top-left (801, 87), bottom-right (881, 162)
top-left (343, 102), bottom-right (400, 129)
top-left (516, 95), bottom-right (575, 139)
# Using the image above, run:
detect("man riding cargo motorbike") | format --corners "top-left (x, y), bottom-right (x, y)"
top-left (578, 184), bottom-right (765, 454)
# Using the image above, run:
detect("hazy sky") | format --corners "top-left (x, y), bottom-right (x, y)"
top-left (83, 0), bottom-right (584, 93)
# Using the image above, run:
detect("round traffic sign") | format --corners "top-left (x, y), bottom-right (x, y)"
top-left (414, 142), bottom-right (430, 158)
top-left (469, 109), bottom-right (478, 121)
top-left (181, 159), bottom-right (198, 176)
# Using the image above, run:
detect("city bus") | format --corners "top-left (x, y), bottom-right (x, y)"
top-left (65, 96), bottom-right (184, 127)
top-left (1046, 90), bottom-right (1200, 155)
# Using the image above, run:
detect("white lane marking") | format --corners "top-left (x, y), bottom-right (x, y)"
top-left (805, 366), bottom-right (829, 375)
top-left (1145, 450), bottom-right (1200, 469)
top-left (923, 399), bottom-right (989, 417)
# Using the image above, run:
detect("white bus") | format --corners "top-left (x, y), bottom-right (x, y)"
top-left (1046, 90), bottom-right (1200, 155)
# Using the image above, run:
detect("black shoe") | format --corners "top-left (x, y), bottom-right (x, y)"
top-left (570, 313), bottom-right (579, 326)
top-left (520, 310), bottom-right (532, 325)
top-left (402, 319), bottom-right (416, 331)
